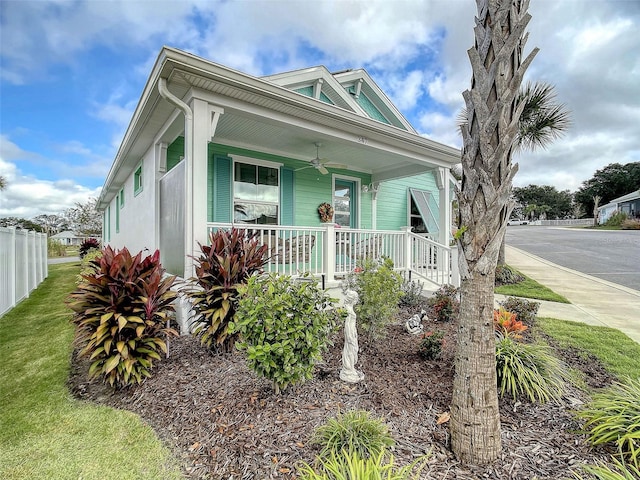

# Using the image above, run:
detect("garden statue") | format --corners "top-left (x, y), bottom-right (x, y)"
top-left (340, 290), bottom-right (365, 383)
top-left (405, 309), bottom-right (427, 335)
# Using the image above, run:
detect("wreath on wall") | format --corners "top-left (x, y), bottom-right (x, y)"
top-left (318, 202), bottom-right (334, 223)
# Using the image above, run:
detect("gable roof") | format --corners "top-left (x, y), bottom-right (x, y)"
top-left (98, 47), bottom-right (460, 209)
top-left (262, 66), bottom-right (416, 132)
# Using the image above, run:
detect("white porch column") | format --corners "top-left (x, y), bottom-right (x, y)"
top-left (324, 224), bottom-right (336, 285)
top-left (436, 167), bottom-right (451, 246)
top-left (188, 98), bottom-right (212, 277)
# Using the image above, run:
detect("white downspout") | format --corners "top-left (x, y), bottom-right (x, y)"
top-left (158, 78), bottom-right (194, 280)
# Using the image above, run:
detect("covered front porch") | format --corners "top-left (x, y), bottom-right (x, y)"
top-left (206, 222), bottom-right (460, 289)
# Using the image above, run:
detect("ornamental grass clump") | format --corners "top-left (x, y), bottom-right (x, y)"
top-left (576, 378), bottom-right (640, 467)
top-left (495, 335), bottom-right (568, 403)
top-left (232, 272), bottom-right (341, 394)
top-left (297, 449), bottom-right (427, 480)
top-left (311, 410), bottom-right (395, 460)
top-left (574, 457), bottom-right (640, 480)
top-left (186, 228), bottom-right (268, 352)
top-left (67, 246), bottom-right (178, 388)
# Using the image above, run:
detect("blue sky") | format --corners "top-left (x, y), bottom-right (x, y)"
top-left (1, 0), bottom-right (639, 219)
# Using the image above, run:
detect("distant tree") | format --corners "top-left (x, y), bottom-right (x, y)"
top-left (0, 217), bottom-right (45, 232)
top-left (574, 162), bottom-right (640, 215)
top-left (64, 198), bottom-right (102, 236)
top-left (32, 214), bottom-right (69, 236)
top-left (592, 195), bottom-right (602, 226)
top-left (512, 185), bottom-right (573, 220)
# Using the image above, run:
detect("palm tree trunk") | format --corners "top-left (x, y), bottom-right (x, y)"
top-left (450, 0), bottom-right (537, 464)
top-left (450, 270), bottom-right (501, 463)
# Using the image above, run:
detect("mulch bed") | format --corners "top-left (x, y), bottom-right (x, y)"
top-left (68, 303), bottom-right (615, 479)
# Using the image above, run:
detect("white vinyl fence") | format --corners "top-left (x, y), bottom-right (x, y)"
top-left (0, 227), bottom-right (48, 317)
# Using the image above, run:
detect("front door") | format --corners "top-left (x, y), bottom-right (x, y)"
top-left (333, 179), bottom-right (356, 228)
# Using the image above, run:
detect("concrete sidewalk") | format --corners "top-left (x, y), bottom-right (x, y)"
top-left (504, 245), bottom-right (640, 344)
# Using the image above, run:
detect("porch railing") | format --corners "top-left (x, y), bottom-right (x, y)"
top-left (206, 223), bottom-right (459, 288)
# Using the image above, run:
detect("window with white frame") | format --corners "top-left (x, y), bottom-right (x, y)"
top-left (233, 161), bottom-right (279, 224)
top-left (134, 162), bottom-right (143, 196)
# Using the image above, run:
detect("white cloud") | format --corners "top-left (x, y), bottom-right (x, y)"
top-left (0, 157), bottom-right (100, 219)
top-left (1, 0), bottom-right (639, 198)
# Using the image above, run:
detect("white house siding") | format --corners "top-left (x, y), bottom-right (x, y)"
top-left (105, 145), bottom-right (159, 255)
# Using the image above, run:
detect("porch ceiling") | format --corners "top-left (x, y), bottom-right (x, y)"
top-left (100, 47), bottom-right (460, 208)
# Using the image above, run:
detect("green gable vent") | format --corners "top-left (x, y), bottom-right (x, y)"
top-left (356, 93), bottom-right (390, 124)
top-left (294, 86), bottom-right (314, 97)
top-left (319, 91), bottom-right (333, 105)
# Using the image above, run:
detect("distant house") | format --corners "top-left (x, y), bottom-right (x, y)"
top-left (598, 190), bottom-right (640, 224)
top-left (97, 46), bottom-right (460, 288)
top-left (49, 230), bottom-right (91, 246)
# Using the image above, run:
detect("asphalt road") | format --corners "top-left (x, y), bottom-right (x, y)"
top-left (505, 226), bottom-right (640, 291)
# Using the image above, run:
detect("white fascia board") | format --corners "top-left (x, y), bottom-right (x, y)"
top-left (333, 69), bottom-right (416, 133)
top-left (263, 66), bottom-right (365, 115)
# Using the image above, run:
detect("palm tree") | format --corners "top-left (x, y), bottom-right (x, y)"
top-left (0, 175), bottom-right (6, 191)
top-left (495, 81), bottom-right (571, 262)
top-left (451, 0), bottom-right (537, 464)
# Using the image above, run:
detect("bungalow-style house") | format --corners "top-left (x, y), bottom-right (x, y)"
top-left (49, 230), bottom-right (96, 246)
top-left (98, 46), bottom-right (460, 291)
top-left (597, 189), bottom-right (640, 224)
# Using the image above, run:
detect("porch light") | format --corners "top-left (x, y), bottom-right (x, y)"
top-left (361, 183), bottom-right (379, 194)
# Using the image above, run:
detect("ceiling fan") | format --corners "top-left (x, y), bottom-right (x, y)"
top-left (296, 142), bottom-right (347, 175)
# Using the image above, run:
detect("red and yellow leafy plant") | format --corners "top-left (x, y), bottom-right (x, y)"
top-left (68, 246), bottom-right (178, 388)
top-left (493, 307), bottom-right (528, 339)
top-left (185, 228), bottom-right (269, 352)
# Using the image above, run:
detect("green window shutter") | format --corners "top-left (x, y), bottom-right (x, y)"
top-left (280, 167), bottom-right (294, 225)
top-left (213, 155), bottom-right (231, 222)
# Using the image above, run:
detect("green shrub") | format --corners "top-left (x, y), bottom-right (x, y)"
top-left (577, 378), bottom-right (640, 466)
top-left (76, 248), bottom-right (103, 284)
top-left (311, 410), bottom-right (395, 460)
top-left (428, 284), bottom-right (459, 322)
top-left (47, 237), bottom-right (66, 257)
top-left (418, 330), bottom-right (445, 360)
top-left (605, 211), bottom-right (628, 227)
top-left (342, 257), bottom-right (403, 339)
top-left (185, 228), bottom-right (268, 352)
top-left (621, 219), bottom-right (640, 230)
top-left (79, 237), bottom-right (101, 259)
top-left (495, 264), bottom-right (525, 285)
top-left (399, 274), bottom-right (424, 307)
top-left (297, 449), bottom-right (427, 480)
top-left (67, 247), bottom-right (178, 388)
top-left (495, 335), bottom-right (568, 403)
top-left (232, 273), bottom-right (341, 394)
top-left (574, 457), bottom-right (640, 480)
top-left (498, 296), bottom-right (540, 325)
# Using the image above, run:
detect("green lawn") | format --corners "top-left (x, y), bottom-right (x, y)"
top-left (2, 262), bottom-right (637, 478)
top-left (0, 262), bottom-right (181, 480)
top-left (537, 317), bottom-right (640, 381)
top-left (495, 268), bottom-right (570, 303)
